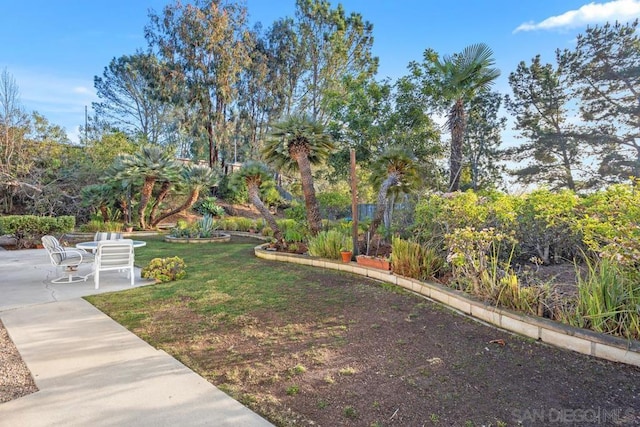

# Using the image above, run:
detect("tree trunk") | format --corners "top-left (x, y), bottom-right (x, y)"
top-left (99, 204), bottom-right (109, 223)
top-left (449, 99), bottom-right (466, 192)
top-left (138, 176), bottom-right (156, 229)
top-left (247, 183), bottom-right (284, 244)
top-left (294, 153), bottom-right (322, 235)
top-left (150, 189), bottom-right (200, 227)
top-left (148, 180), bottom-right (172, 225)
top-left (368, 174), bottom-right (398, 239)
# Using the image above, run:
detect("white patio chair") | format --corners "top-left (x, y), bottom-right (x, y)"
top-left (41, 235), bottom-right (94, 283)
top-left (94, 232), bottom-right (123, 241)
top-left (93, 239), bottom-right (135, 290)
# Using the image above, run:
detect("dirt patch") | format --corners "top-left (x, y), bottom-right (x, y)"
top-left (131, 260), bottom-right (640, 426)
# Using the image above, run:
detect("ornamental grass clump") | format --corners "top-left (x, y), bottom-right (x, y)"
top-left (141, 256), bottom-right (187, 283)
top-left (561, 256), bottom-right (640, 340)
top-left (391, 236), bottom-right (443, 280)
top-left (308, 230), bottom-right (349, 260)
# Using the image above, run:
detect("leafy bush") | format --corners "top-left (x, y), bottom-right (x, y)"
top-left (284, 202), bottom-right (307, 222)
top-left (217, 216), bottom-right (256, 232)
top-left (261, 226), bottom-right (274, 237)
top-left (80, 220), bottom-right (123, 233)
top-left (576, 183), bottom-right (640, 267)
top-left (278, 219), bottom-right (308, 243)
top-left (413, 191), bottom-right (491, 248)
top-left (317, 191), bottom-right (350, 219)
top-left (141, 256), bottom-right (187, 283)
top-left (446, 227), bottom-right (516, 296)
top-left (217, 174), bottom-right (248, 204)
top-left (170, 214), bottom-right (218, 238)
top-left (307, 230), bottom-right (349, 260)
top-left (0, 215), bottom-right (75, 248)
top-left (193, 197), bottom-right (226, 217)
top-left (391, 237), bottom-right (444, 280)
top-left (234, 217), bottom-right (255, 232)
top-left (515, 189), bottom-right (581, 264)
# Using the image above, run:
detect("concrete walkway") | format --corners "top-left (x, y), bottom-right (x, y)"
top-left (0, 248), bottom-right (272, 426)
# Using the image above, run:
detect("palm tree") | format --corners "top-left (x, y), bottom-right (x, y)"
top-left (80, 184), bottom-right (114, 223)
top-left (368, 149), bottom-right (419, 239)
top-left (123, 146), bottom-right (178, 229)
top-left (263, 116), bottom-right (335, 235)
top-left (150, 165), bottom-right (217, 227)
top-left (231, 161), bottom-right (284, 244)
top-left (429, 43), bottom-right (500, 192)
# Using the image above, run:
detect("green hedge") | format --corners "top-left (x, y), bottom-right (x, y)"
top-left (0, 215), bottom-right (75, 247)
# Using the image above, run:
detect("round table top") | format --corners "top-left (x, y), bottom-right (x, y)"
top-left (76, 240), bottom-right (147, 250)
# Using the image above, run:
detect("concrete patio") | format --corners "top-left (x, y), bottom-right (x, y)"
top-left (0, 247), bottom-right (273, 426)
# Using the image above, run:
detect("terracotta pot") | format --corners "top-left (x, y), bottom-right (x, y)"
top-left (356, 255), bottom-right (391, 271)
top-left (340, 251), bottom-right (353, 263)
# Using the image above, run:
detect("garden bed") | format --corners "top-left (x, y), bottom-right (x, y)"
top-left (164, 232), bottom-right (231, 243)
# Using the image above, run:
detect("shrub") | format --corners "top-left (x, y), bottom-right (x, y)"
top-left (0, 215), bottom-right (76, 248)
top-left (391, 237), bottom-right (443, 280)
top-left (193, 197), bottom-right (226, 217)
top-left (562, 256), bottom-right (640, 340)
top-left (446, 227), bottom-right (516, 296)
top-left (576, 183), bottom-right (640, 267)
top-left (217, 174), bottom-right (248, 204)
top-left (278, 219), bottom-right (308, 243)
top-left (234, 217), bottom-right (255, 232)
top-left (307, 230), bottom-right (349, 260)
top-left (317, 190), bottom-right (350, 219)
top-left (141, 256), bottom-right (187, 283)
top-left (284, 202), bottom-right (307, 222)
top-left (80, 220), bottom-right (122, 233)
top-left (515, 189), bottom-right (582, 264)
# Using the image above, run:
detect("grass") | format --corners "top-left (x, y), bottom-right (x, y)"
top-left (83, 235), bottom-right (640, 426)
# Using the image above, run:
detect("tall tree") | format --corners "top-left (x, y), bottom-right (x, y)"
top-left (410, 43), bottom-right (500, 191)
top-left (263, 115), bottom-right (334, 235)
top-left (150, 164), bottom-right (217, 227)
top-left (558, 20), bottom-right (640, 183)
top-left (368, 148), bottom-right (419, 239)
top-left (145, 0), bottom-right (252, 167)
top-left (93, 53), bottom-right (175, 145)
top-left (0, 68), bottom-right (31, 212)
top-left (230, 161), bottom-right (284, 244)
top-left (116, 146), bottom-right (179, 229)
top-left (505, 56), bottom-right (587, 191)
top-left (293, 0), bottom-right (378, 122)
top-left (463, 91), bottom-right (506, 191)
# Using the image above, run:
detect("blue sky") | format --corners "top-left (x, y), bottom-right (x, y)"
top-left (1, 0), bottom-right (639, 142)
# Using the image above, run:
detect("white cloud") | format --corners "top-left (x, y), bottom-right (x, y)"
top-left (514, 0), bottom-right (640, 32)
top-left (73, 86), bottom-right (93, 95)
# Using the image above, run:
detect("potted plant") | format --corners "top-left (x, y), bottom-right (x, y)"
top-left (340, 247), bottom-right (353, 263)
top-left (124, 223), bottom-right (134, 233)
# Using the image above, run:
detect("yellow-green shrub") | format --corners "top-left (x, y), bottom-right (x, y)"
top-left (141, 257), bottom-right (187, 283)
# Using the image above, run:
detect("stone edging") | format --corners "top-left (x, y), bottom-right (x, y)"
top-left (164, 232), bottom-right (231, 243)
top-left (254, 245), bottom-right (640, 367)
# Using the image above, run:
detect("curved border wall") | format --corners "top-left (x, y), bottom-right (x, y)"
top-left (254, 245), bottom-right (640, 367)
